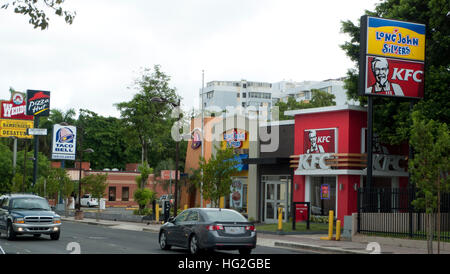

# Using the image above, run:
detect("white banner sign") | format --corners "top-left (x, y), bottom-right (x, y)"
top-left (52, 124), bottom-right (77, 160)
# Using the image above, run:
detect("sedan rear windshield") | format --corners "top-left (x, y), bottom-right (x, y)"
top-left (11, 198), bottom-right (51, 211)
top-left (204, 210), bottom-right (247, 222)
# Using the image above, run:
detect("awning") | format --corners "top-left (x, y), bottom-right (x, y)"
top-left (243, 157), bottom-right (291, 165)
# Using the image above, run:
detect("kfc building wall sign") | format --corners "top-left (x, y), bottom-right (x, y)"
top-left (303, 129), bottom-right (336, 154)
top-left (359, 16), bottom-right (425, 99)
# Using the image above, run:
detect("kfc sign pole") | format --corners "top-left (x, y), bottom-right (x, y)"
top-left (359, 16), bottom-right (425, 188)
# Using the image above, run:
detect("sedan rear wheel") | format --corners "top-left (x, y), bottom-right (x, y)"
top-left (159, 231), bottom-right (171, 250)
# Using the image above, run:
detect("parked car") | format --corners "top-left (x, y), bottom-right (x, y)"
top-left (158, 208), bottom-right (256, 254)
top-left (0, 194), bottom-right (61, 240)
top-left (80, 194), bottom-right (99, 207)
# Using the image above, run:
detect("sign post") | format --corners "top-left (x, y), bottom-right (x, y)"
top-left (359, 16), bottom-right (425, 191)
top-left (26, 90), bottom-right (51, 187)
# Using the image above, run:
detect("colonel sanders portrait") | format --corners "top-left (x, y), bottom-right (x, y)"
top-left (366, 57), bottom-right (404, 96)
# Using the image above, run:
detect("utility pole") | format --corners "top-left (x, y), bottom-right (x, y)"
top-left (200, 70), bottom-right (204, 208)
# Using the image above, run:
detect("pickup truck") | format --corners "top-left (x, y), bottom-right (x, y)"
top-left (80, 194), bottom-right (99, 207)
top-left (0, 193), bottom-right (61, 240)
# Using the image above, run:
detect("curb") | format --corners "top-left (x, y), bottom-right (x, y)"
top-left (273, 241), bottom-right (369, 254)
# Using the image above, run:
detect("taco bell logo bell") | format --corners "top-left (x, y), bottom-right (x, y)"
top-left (52, 125), bottom-right (77, 160)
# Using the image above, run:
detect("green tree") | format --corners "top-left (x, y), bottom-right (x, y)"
top-left (191, 147), bottom-right (239, 207)
top-left (340, 0), bottom-right (450, 145)
top-left (76, 109), bottom-right (130, 170)
top-left (115, 65), bottom-right (180, 169)
top-left (0, 141), bottom-right (13, 193)
top-left (1, 0), bottom-right (76, 30)
top-left (82, 173), bottom-right (107, 221)
top-left (135, 161), bottom-right (153, 189)
top-left (409, 110), bottom-right (450, 254)
top-left (133, 188), bottom-right (156, 214)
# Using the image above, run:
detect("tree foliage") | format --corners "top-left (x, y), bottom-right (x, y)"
top-left (191, 147), bottom-right (239, 207)
top-left (115, 65), bottom-right (181, 169)
top-left (409, 110), bottom-right (450, 253)
top-left (340, 0), bottom-right (450, 144)
top-left (1, 0), bottom-right (76, 30)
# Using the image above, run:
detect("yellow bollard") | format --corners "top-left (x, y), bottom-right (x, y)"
top-left (184, 204), bottom-right (188, 210)
top-left (219, 197), bottom-right (225, 208)
top-left (277, 207), bottom-right (283, 231)
top-left (336, 220), bottom-right (341, 241)
top-left (156, 204), bottom-right (160, 223)
top-left (320, 210), bottom-right (334, 240)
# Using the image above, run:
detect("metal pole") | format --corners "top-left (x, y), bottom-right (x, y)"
top-left (23, 139), bottom-right (28, 192)
top-left (32, 117), bottom-right (39, 187)
top-left (12, 137), bottom-right (17, 178)
top-left (200, 70), bottom-right (204, 208)
top-left (77, 151), bottom-right (83, 211)
top-left (367, 96), bottom-right (373, 189)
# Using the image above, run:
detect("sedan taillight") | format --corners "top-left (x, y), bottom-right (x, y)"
top-left (207, 225), bottom-right (224, 231)
top-left (245, 225), bottom-right (255, 231)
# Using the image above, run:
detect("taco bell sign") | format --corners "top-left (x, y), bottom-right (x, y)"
top-left (26, 90), bottom-right (50, 117)
top-left (52, 124), bottom-right (77, 160)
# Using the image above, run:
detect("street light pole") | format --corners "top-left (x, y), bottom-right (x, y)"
top-left (150, 97), bottom-right (181, 216)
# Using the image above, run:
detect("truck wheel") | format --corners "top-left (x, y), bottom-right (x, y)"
top-left (50, 231), bottom-right (60, 240)
top-left (6, 222), bottom-right (16, 241)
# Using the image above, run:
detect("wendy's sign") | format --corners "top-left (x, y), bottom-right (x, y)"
top-left (1, 91), bottom-right (33, 120)
top-left (26, 90), bottom-right (50, 117)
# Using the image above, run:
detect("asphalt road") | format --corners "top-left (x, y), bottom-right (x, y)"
top-left (0, 221), bottom-right (314, 254)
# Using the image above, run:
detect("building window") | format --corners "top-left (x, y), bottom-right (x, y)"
top-left (243, 93), bottom-right (247, 98)
top-left (243, 83), bottom-right (247, 88)
top-left (109, 187), bottom-right (116, 201)
top-left (237, 93), bottom-right (240, 98)
top-left (122, 187), bottom-right (129, 202)
top-left (242, 102), bottom-right (246, 107)
top-left (207, 91), bottom-right (214, 99)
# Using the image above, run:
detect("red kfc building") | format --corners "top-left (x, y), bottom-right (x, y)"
top-left (285, 105), bottom-right (409, 225)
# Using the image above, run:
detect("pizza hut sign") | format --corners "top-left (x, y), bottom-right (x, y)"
top-left (26, 90), bottom-right (50, 117)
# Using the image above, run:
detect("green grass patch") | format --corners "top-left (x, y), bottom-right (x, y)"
top-left (256, 222), bottom-right (330, 233)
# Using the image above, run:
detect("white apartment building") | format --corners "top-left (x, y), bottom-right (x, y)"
top-left (200, 79), bottom-right (273, 113)
top-left (199, 78), bottom-right (358, 116)
top-left (271, 78), bottom-right (359, 106)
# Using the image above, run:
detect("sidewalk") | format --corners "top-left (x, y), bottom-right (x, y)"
top-left (61, 216), bottom-right (449, 254)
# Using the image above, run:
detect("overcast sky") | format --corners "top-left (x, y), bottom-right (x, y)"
top-left (0, 0), bottom-right (380, 118)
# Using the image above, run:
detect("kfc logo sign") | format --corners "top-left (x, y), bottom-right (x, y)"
top-left (304, 129), bottom-right (336, 154)
top-left (365, 56), bottom-right (424, 98)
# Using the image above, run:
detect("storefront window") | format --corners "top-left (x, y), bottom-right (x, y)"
top-left (109, 187), bottom-right (116, 202)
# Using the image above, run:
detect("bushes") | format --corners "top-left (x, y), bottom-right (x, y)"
top-left (133, 188), bottom-right (156, 210)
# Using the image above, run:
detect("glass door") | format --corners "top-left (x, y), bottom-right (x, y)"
top-left (264, 181), bottom-right (288, 223)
